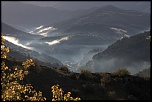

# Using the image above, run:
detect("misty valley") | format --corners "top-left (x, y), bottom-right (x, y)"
top-left (1, 1), bottom-right (150, 100)
top-left (2, 23), bottom-right (150, 75)
top-left (2, 23), bottom-right (113, 72)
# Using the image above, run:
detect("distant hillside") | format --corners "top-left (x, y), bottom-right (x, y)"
top-left (31, 1), bottom-right (150, 13)
top-left (39, 5), bottom-right (150, 46)
top-left (84, 31), bottom-right (150, 74)
top-left (8, 49), bottom-right (61, 68)
top-left (93, 31), bottom-right (150, 61)
top-left (2, 1), bottom-right (70, 27)
top-left (52, 5), bottom-right (150, 37)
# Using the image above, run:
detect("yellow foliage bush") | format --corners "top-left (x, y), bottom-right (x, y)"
top-left (1, 35), bottom-right (46, 101)
top-left (51, 84), bottom-right (81, 101)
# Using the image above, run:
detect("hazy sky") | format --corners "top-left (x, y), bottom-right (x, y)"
top-left (21, 1), bottom-right (150, 11)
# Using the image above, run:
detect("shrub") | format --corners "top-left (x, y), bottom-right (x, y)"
top-left (58, 65), bottom-right (70, 74)
top-left (79, 69), bottom-right (94, 81)
top-left (68, 72), bottom-right (79, 80)
top-left (51, 84), bottom-right (81, 101)
top-left (100, 73), bottom-right (110, 88)
top-left (112, 68), bottom-right (131, 76)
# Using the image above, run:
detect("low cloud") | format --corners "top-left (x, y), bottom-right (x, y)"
top-left (3, 35), bottom-right (34, 50)
top-left (36, 25), bottom-right (43, 30)
top-left (38, 26), bottom-right (57, 33)
top-left (45, 36), bottom-right (69, 45)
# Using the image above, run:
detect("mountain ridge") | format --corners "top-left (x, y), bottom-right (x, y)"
top-left (21, 1), bottom-right (150, 13)
top-left (2, 1), bottom-right (70, 27)
top-left (51, 5), bottom-right (150, 37)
